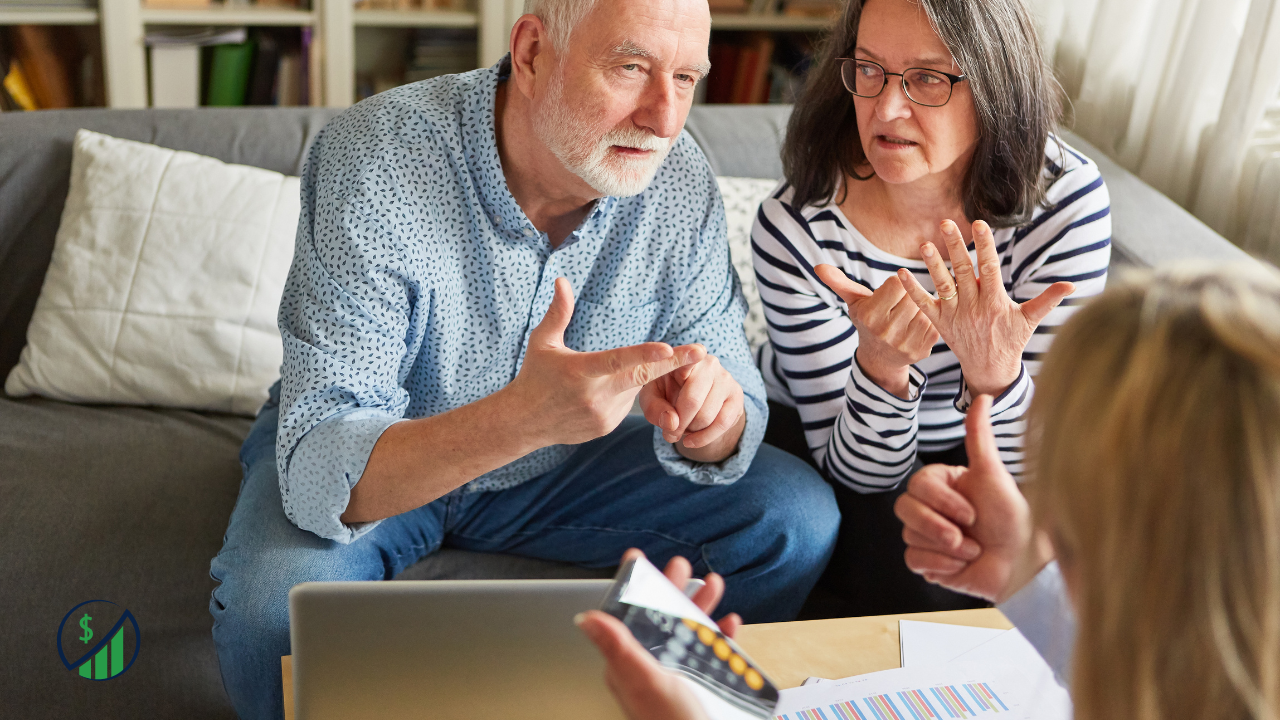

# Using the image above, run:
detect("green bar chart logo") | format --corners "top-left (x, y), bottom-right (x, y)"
top-left (57, 600), bottom-right (140, 681)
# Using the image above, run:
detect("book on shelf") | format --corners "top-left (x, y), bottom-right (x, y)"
top-left (145, 26), bottom-right (310, 108)
top-left (142, 0), bottom-right (212, 8)
top-left (780, 0), bottom-right (841, 18)
top-left (353, 0), bottom-right (465, 10)
top-left (206, 41), bottom-right (255, 106)
top-left (147, 26), bottom-right (244, 108)
top-left (705, 32), bottom-right (773, 104)
top-left (702, 31), bottom-right (814, 105)
top-left (0, 25), bottom-right (102, 111)
top-left (9, 25), bottom-right (74, 108)
top-left (356, 27), bottom-right (476, 103)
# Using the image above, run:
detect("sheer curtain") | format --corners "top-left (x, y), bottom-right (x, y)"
top-left (1026, 0), bottom-right (1280, 264)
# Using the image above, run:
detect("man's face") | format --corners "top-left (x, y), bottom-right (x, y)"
top-left (532, 0), bottom-right (712, 197)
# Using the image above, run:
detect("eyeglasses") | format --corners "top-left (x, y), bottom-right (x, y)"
top-left (838, 58), bottom-right (966, 108)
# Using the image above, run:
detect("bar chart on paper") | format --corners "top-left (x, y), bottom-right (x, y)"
top-left (772, 660), bottom-right (1069, 720)
top-left (777, 681), bottom-right (1010, 720)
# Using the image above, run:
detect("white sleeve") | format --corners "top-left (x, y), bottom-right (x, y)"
top-left (998, 561), bottom-right (1076, 687)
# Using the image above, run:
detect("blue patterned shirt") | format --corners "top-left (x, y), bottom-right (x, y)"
top-left (275, 60), bottom-right (767, 542)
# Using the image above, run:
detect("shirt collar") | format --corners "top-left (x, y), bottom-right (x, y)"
top-left (462, 55), bottom-right (619, 248)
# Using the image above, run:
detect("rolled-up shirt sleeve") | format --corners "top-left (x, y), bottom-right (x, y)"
top-left (275, 136), bottom-right (423, 543)
top-left (652, 179), bottom-right (767, 485)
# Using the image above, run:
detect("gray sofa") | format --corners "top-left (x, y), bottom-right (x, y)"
top-left (0, 104), bottom-right (1254, 720)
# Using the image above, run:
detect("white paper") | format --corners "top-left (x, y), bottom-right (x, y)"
top-left (899, 620), bottom-right (1007, 667)
top-left (617, 556), bottom-right (717, 628)
top-left (952, 628), bottom-right (1072, 709)
top-left (773, 660), bottom-right (1070, 720)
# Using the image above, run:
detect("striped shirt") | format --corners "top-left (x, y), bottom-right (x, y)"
top-left (752, 137), bottom-right (1111, 491)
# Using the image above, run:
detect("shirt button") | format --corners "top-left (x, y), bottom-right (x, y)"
top-left (523, 227), bottom-right (533, 237)
top-left (493, 215), bottom-right (502, 225)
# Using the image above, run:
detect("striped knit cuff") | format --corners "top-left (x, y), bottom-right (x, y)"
top-left (954, 364), bottom-right (1029, 416)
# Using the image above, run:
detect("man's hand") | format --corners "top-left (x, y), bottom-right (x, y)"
top-left (639, 352), bottom-right (746, 463)
top-left (814, 264), bottom-right (939, 399)
top-left (893, 395), bottom-right (1050, 602)
top-left (506, 278), bottom-right (705, 447)
top-left (575, 549), bottom-right (739, 720)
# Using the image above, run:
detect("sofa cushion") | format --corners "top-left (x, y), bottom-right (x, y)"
top-left (0, 395), bottom-right (250, 718)
top-left (5, 130), bottom-right (301, 414)
top-left (717, 176), bottom-right (780, 350)
top-left (0, 395), bottom-right (614, 719)
top-left (0, 108), bottom-right (341, 385)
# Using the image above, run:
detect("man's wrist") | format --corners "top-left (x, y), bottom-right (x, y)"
top-left (488, 384), bottom-right (552, 455)
top-left (675, 412), bottom-right (746, 463)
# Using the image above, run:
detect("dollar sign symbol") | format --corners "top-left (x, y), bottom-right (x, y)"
top-left (79, 613), bottom-right (93, 644)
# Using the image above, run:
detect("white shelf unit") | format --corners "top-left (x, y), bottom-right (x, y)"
top-left (352, 9), bottom-right (477, 28)
top-left (2, 1), bottom-right (832, 109)
top-left (0, 7), bottom-right (100, 24)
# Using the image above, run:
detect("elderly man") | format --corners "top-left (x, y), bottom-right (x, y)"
top-left (208, 0), bottom-right (838, 716)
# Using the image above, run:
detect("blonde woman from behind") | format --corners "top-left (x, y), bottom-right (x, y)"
top-left (579, 264), bottom-right (1280, 720)
top-left (1027, 264), bottom-right (1280, 720)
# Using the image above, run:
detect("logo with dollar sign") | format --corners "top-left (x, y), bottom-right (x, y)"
top-left (79, 613), bottom-right (93, 644)
top-left (57, 600), bottom-right (140, 680)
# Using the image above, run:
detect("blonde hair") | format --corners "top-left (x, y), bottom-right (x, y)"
top-left (1028, 264), bottom-right (1280, 720)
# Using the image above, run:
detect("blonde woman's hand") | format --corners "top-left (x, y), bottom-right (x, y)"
top-left (815, 264), bottom-right (940, 399)
top-left (576, 549), bottom-right (741, 720)
top-left (897, 220), bottom-right (1074, 397)
top-left (893, 395), bottom-right (1047, 602)
top-left (576, 611), bottom-right (709, 720)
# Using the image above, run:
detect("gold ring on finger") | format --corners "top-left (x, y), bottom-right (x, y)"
top-left (937, 288), bottom-right (958, 301)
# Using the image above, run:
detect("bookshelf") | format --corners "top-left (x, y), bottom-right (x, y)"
top-left (710, 13), bottom-right (829, 31)
top-left (1, 0), bottom-right (834, 110)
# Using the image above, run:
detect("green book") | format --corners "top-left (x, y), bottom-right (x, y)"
top-left (205, 42), bottom-right (255, 107)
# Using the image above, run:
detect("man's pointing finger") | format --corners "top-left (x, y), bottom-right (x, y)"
top-left (618, 344), bottom-right (706, 391)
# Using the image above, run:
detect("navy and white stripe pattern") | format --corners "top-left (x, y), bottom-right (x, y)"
top-left (752, 137), bottom-right (1111, 491)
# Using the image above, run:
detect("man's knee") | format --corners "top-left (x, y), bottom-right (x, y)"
top-left (738, 444), bottom-right (840, 560)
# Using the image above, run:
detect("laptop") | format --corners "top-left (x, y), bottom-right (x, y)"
top-left (289, 579), bottom-right (625, 720)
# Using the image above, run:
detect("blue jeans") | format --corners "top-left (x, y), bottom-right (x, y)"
top-left (209, 400), bottom-right (839, 720)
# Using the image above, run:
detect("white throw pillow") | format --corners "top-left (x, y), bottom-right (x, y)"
top-left (716, 176), bottom-right (780, 351)
top-left (4, 129), bottom-right (300, 415)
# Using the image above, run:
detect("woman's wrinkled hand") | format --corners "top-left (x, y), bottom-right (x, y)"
top-left (897, 220), bottom-right (1074, 397)
top-left (815, 264), bottom-right (939, 399)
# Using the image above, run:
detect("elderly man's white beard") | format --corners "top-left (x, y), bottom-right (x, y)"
top-left (532, 72), bottom-right (674, 198)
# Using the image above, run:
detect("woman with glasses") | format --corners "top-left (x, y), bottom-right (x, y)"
top-left (752, 0), bottom-right (1113, 615)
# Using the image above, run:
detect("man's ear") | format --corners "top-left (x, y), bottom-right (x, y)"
top-left (509, 14), bottom-right (553, 100)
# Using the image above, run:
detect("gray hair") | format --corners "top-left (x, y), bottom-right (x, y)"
top-left (782, 0), bottom-right (1064, 228)
top-left (523, 0), bottom-right (601, 52)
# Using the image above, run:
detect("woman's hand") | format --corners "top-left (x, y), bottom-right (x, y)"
top-left (575, 549), bottom-right (739, 720)
top-left (815, 264), bottom-right (940, 399)
top-left (897, 220), bottom-right (1074, 397)
top-left (894, 395), bottom-right (1050, 602)
top-left (576, 611), bottom-right (709, 720)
